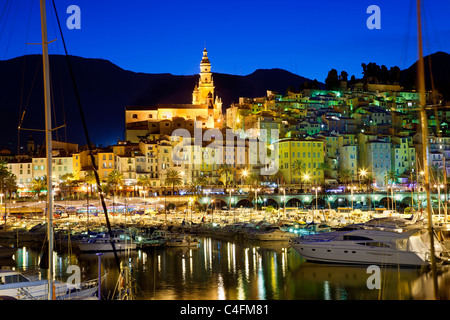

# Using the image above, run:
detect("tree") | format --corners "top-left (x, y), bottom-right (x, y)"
top-left (245, 172), bottom-right (261, 188)
top-left (186, 176), bottom-right (207, 205)
top-left (0, 160), bottom-right (10, 196)
top-left (338, 169), bottom-right (353, 185)
top-left (318, 162), bottom-right (330, 178)
top-left (270, 171), bottom-right (284, 187)
top-left (430, 164), bottom-right (444, 184)
top-left (164, 169), bottom-right (183, 194)
top-left (85, 170), bottom-right (97, 198)
top-left (384, 169), bottom-right (398, 186)
top-left (32, 176), bottom-right (47, 198)
top-left (107, 170), bottom-right (124, 197)
top-left (61, 173), bottom-right (77, 199)
top-left (325, 69), bottom-right (339, 90)
top-left (4, 173), bottom-right (17, 195)
top-left (292, 159), bottom-right (306, 189)
top-left (219, 164), bottom-right (233, 189)
top-left (339, 71), bottom-right (348, 81)
top-left (137, 175), bottom-right (152, 197)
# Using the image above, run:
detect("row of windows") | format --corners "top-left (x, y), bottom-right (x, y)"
top-left (282, 142), bottom-right (323, 148)
top-left (281, 152), bottom-right (322, 159)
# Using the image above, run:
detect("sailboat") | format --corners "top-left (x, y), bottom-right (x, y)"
top-left (0, 0), bottom-right (100, 300)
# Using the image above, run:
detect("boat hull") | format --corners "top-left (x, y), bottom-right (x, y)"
top-left (77, 241), bottom-right (136, 252)
top-left (291, 241), bottom-right (430, 267)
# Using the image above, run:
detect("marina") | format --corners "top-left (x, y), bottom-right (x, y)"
top-left (1, 201), bottom-right (450, 300)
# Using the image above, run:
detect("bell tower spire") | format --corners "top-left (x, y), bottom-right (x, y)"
top-left (193, 48), bottom-right (215, 105)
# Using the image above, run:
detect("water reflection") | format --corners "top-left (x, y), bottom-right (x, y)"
top-left (2, 238), bottom-right (450, 300)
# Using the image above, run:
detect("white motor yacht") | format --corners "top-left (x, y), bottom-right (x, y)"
top-left (77, 235), bottom-right (136, 252)
top-left (246, 225), bottom-right (294, 241)
top-left (291, 217), bottom-right (447, 267)
top-left (0, 270), bottom-right (98, 300)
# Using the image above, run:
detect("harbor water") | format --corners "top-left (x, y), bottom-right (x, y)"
top-left (4, 236), bottom-right (450, 300)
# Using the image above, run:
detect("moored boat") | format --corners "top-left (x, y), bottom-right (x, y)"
top-left (291, 217), bottom-right (448, 267)
top-left (77, 234), bottom-right (136, 252)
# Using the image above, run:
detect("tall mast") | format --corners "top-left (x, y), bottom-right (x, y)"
top-left (417, 0), bottom-right (438, 300)
top-left (39, 0), bottom-right (54, 300)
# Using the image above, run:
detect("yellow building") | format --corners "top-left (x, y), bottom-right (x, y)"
top-left (276, 138), bottom-right (325, 186)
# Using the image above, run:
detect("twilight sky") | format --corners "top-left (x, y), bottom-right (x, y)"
top-left (1, 0), bottom-right (449, 83)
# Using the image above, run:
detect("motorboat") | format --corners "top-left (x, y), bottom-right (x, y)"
top-left (135, 230), bottom-right (168, 248)
top-left (291, 217), bottom-right (448, 267)
top-left (77, 234), bottom-right (137, 252)
top-left (0, 269), bottom-right (98, 300)
top-left (165, 234), bottom-right (199, 247)
top-left (245, 225), bottom-right (294, 241)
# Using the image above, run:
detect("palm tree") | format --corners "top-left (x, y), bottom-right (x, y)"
top-left (430, 164), bottom-right (444, 184)
top-left (61, 173), bottom-right (77, 199)
top-left (292, 160), bottom-right (305, 179)
top-left (107, 170), bottom-right (124, 197)
top-left (292, 160), bottom-right (308, 190)
top-left (85, 170), bottom-right (97, 198)
top-left (219, 164), bottom-right (233, 189)
top-left (4, 172), bottom-right (17, 196)
top-left (0, 160), bottom-right (10, 196)
top-left (270, 171), bottom-right (284, 188)
top-left (3, 172), bottom-right (17, 228)
top-left (245, 172), bottom-right (261, 188)
top-left (384, 169), bottom-right (398, 186)
top-left (186, 176), bottom-right (207, 208)
top-left (164, 169), bottom-right (183, 194)
top-left (338, 168), bottom-right (353, 185)
top-left (137, 175), bottom-right (152, 197)
top-left (317, 161), bottom-right (331, 180)
top-left (32, 176), bottom-right (47, 198)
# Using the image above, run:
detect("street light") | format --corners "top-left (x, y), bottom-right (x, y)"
top-left (359, 169), bottom-right (367, 191)
top-left (303, 173), bottom-right (310, 193)
top-left (252, 188), bottom-right (260, 212)
top-left (211, 199), bottom-right (215, 225)
top-left (242, 170), bottom-right (248, 186)
top-left (347, 185), bottom-right (356, 211)
top-left (312, 186), bottom-right (321, 211)
top-left (227, 188), bottom-right (235, 222)
top-left (280, 187), bottom-right (286, 218)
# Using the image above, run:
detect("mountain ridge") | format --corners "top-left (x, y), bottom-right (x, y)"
top-left (0, 54), bottom-right (319, 151)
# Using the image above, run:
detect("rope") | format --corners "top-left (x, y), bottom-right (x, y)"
top-left (50, 0), bottom-right (121, 275)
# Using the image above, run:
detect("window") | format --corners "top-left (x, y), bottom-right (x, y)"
top-left (132, 114), bottom-right (138, 119)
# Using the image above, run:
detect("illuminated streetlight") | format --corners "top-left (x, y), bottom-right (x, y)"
top-left (241, 170), bottom-right (248, 186)
top-left (303, 173), bottom-right (310, 192)
top-left (280, 187), bottom-right (286, 217)
top-left (347, 185), bottom-right (357, 211)
top-left (312, 186), bottom-right (321, 211)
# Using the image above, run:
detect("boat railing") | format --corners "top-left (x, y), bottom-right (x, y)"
top-left (17, 286), bottom-right (37, 300)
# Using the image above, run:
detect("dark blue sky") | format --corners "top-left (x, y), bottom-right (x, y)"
top-left (1, 0), bottom-right (449, 83)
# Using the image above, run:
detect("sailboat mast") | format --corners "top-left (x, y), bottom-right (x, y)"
top-left (39, 0), bottom-right (54, 300)
top-left (416, 0), bottom-right (438, 300)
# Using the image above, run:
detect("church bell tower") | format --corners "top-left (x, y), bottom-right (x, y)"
top-left (192, 48), bottom-right (215, 105)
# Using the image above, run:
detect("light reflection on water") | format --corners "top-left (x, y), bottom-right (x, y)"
top-left (3, 237), bottom-right (450, 300)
